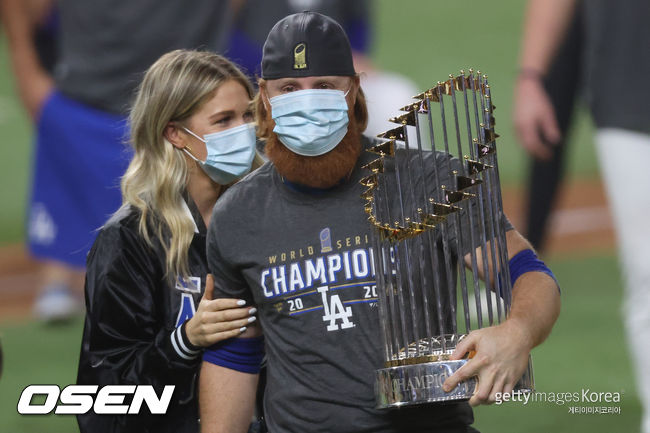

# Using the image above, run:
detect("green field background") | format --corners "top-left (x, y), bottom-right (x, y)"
top-left (0, 1), bottom-right (639, 432)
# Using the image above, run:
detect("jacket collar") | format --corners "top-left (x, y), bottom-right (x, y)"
top-left (181, 192), bottom-right (207, 235)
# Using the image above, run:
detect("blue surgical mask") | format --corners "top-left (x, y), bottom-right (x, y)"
top-left (270, 89), bottom-right (349, 157)
top-left (182, 123), bottom-right (256, 185)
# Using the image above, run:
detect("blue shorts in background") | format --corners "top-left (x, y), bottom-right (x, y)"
top-left (27, 91), bottom-right (131, 267)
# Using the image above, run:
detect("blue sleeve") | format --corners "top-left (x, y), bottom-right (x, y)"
top-left (509, 249), bottom-right (560, 293)
top-left (202, 336), bottom-right (265, 374)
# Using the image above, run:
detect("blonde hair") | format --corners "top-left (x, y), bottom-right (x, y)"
top-left (121, 49), bottom-right (259, 282)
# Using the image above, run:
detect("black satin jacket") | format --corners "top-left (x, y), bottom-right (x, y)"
top-left (76, 198), bottom-right (208, 433)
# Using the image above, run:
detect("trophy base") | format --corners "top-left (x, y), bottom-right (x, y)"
top-left (375, 356), bottom-right (534, 409)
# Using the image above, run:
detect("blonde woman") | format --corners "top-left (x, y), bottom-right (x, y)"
top-left (76, 50), bottom-right (264, 433)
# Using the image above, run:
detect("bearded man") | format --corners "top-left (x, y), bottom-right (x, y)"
top-left (199, 12), bottom-right (560, 433)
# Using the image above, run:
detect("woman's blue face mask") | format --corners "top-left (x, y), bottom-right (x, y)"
top-left (269, 88), bottom-right (350, 157)
top-left (182, 123), bottom-right (256, 185)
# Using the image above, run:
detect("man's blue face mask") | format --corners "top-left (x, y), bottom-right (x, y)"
top-left (182, 123), bottom-right (256, 185)
top-left (269, 88), bottom-right (350, 157)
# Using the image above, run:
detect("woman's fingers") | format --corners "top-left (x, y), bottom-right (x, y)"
top-left (199, 316), bottom-right (257, 334)
top-left (204, 298), bottom-right (250, 312)
top-left (201, 307), bottom-right (256, 323)
top-left (203, 274), bottom-right (215, 301)
top-left (204, 327), bottom-right (249, 345)
top-left (202, 320), bottom-right (260, 345)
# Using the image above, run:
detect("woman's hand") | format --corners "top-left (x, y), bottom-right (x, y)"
top-left (185, 274), bottom-right (257, 347)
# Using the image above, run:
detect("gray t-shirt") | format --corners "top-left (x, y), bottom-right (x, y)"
top-left (582, 0), bottom-right (650, 133)
top-left (55, 0), bottom-right (232, 114)
top-left (206, 138), bottom-right (505, 432)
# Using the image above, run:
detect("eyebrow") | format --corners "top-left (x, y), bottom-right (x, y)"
top-left (314, 78), bottom-right (341, 86)
top-left (208, 105), bottom-right (253, 122)
top-left (209, 110), bottom-right (234, 122)
top-left (274, 79), bottom-right (300, 88)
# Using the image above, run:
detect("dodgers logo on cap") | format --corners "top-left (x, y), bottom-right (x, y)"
top-left (294, 43), bottom-right (307, 70)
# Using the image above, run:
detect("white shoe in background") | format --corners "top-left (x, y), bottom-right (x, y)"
top-left (33, 284), bottom-right (82, 322)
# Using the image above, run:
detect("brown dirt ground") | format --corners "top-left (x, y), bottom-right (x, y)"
top-left (0, 177), bottom-right (615, 323)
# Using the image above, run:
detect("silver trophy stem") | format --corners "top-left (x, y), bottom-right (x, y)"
top-left (414, 104), bottom-right (448, 353)
top-left (450, 74), bottom-right (485, 329)
top-left (403, 127), bottom-right (435, 351)
top-left (461, 72), bottom-right (495, 326)
top-left (483, 77), bottom-right (514, 311)
top-left (463, 71), bottom-right (496, 326)
top-left (370, 197), bottom-right (393, 362)
top-left (379, 173), bottom-right (410, 357)
top-left (437, 88), bottom-right (472, 334)
top-left (393, 133), bottom-right (423, 357)
top-left (425, 94), bottom-right (458, 342)
top-left (471, 74), bottom-right (505, 322)
top-left (478, 74), bottom-right (510, 314)
top-left (374, 172), bottom-right (400, 360)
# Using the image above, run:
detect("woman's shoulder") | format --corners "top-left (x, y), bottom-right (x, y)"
top-left (91, 205), bottom-right (156, 260)
top-left (99, 205), bottom-right (142, 240)
top-left (87, 205), bottom-right (163, 285)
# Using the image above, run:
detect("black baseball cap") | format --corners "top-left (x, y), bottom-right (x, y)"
top-left (261, 11), bottom-right (356, 80)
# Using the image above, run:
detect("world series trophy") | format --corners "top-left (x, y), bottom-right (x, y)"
top-left (360, 70), bottom-right (534, 408)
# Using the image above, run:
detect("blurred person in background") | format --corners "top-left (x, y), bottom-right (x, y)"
top-left (77, 49), bottom-right (263, 433)
top-left (514, 0), bottom-right (650, 431)
top-left (0, 0), bottom-right (234, 322)
top-left (0, 0), bottom-right (57, 117)
top-left (515, 7), bottom-right (583, 252)
top-left (226, 0), bottom-right (418, 140)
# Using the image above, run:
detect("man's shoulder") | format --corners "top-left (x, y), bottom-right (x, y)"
top-left (237, 161), bottom-right (275, 188)
top-left (362, 134), bottom-right (380, 148)
top-left (223, 162), bottom-right (273, 198)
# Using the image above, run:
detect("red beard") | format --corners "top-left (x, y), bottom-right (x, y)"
top-left (265, 114), bottom-right (362, 189)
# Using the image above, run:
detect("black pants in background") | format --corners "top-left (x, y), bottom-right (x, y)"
top-left (524, 8), bottom-right (583, 251)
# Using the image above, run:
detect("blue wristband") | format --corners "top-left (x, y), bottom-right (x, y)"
top-left (509, 249), bottom-right (560, 293)
top-left (202, 336), bottom-right (265, 374)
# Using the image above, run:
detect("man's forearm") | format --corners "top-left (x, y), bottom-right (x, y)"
top-left (445, 232), bottom-right (560, 402)
top-left (504, 229), bottom-right (560, 348)
top-left (519, 0), bottom-right (579, 74)
top-left (0, 0), bottom-right (43, 77)
top-left (0, 0), bottom-right (54, 118)
top-left (508, 270), bottom-right (560, 349)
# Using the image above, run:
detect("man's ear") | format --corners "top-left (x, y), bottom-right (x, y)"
top-left (255, 81), bottom-right (273, 139)
top-left (348, 75), bottom-right (361, 105)
top-left (259, 83), bottom-right (270, 113)
top-left (164, 122), bottom-right (185, 149)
